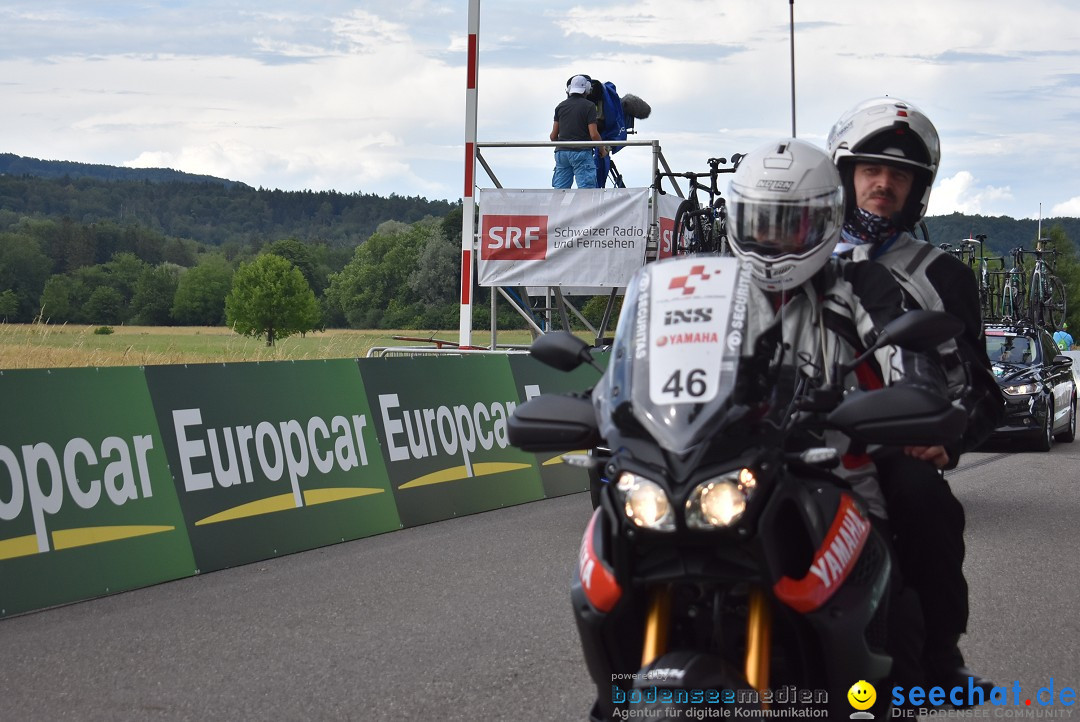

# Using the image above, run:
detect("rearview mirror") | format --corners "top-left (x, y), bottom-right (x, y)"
top-left (530, 331), bottom-right (596, 372)
top-left (877, 310), bottom-right (964, 352)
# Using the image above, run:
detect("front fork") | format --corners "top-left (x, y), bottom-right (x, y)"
top-left (639, 584), bottom-right (773, 697)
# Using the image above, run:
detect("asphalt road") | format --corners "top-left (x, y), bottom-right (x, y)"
top-left (1, 445), bottom-right (1079, 721)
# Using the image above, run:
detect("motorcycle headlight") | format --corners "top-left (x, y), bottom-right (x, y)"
top-left (1003, 383), bottom-right (1039, 396)
top-left (685, 468), bottom-right (757, 529)
top-left (616, 472), bottom-right (675, 532)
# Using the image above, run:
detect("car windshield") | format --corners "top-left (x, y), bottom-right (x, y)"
top-left (986, 334), bottom-right (1037, 366)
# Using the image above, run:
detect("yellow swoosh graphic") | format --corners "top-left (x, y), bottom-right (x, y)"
top-left (0, 535), bottom-right (39, 560)
top-left (399, 462), bottom-right (532, 489)
top-left (542, 450), bottom-right (589, 466)
top-left (303, 487), bottom-right (385, 506)
top-left (196, 493), bottom-right (297, 526)
top-left (195, 487), bottom-right (387, 525)
top-left (52, 525), bottom-right (175, 551)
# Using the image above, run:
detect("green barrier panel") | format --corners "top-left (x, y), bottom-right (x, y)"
top-left (0, 352), bottom-right (612, 616)
top-left (144, 360), bottom-right (401, 574)
top-left (507, 354), bottom-right (605, 498)
top-left (358, 355), bottom-right (545, 527)
top-left (0, 367), bottom-right (195, 617)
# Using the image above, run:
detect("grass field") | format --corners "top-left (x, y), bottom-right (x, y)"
top-left (0, 323), bottom-right (540, 369)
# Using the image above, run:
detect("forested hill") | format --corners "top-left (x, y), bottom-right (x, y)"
top-left (924, 213), bottom-right (1080, 255)
top-left (0, 153), bottom-right (456, 247)
top-left (0, 153), bottom-right (242, 187)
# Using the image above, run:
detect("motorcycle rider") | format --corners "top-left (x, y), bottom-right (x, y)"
top-left (574, 138), bottom-right (955, 722)
top-left (827, 97), bottom-right (1002, 695)
top-left (725, 138), bottom-right (953, 521)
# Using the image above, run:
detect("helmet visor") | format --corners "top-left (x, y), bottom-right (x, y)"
top-left (729, 187), bottom-right (843, 258)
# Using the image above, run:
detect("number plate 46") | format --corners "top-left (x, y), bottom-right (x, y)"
top-left (647, 258), bottom-right (740, 406)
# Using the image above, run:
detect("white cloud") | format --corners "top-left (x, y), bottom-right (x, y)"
top-left (929, 171), bottom-right (1014, 216)
top-left (3, 0), bottom-right (1080, 214)
top-left (1051, 197), bottom-right (1080, 217)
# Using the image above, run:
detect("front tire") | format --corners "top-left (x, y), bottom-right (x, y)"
top-left (1034, 398), bottom-right (1054, 452)
top-left (1055, 394), bottom-right (1076, 443)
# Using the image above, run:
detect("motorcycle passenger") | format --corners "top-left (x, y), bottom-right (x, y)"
top-left (726, 138), bottom-right (952, 522)
top-left (827, 97), bottom-right (1002, 696)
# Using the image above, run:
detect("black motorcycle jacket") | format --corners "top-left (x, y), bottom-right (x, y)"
top-left (737, 257), bottom-right (951, 517)
top-left (850, 232), bottom-right (1005, 461)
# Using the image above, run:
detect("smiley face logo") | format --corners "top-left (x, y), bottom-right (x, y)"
top-left (847, 680), bottom-right (876, 711)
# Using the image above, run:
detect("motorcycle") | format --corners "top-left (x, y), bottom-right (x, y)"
top-left (509, 257), bottom-right (966, 720)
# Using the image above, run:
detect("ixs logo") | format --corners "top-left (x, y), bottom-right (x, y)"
top-left (481, 215), bottom-right (548, 261)
top-left (663, 308), bottom-right (713, 326)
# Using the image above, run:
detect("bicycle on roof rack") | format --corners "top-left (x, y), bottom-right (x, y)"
top-left (654, 154), bottom-right (744, 256)
top-left (1026, 238), bottom-right (1068, 329)
top-left (991, 246), bottom-right (1029, 323)
top-left (954, 235), bottom-right (1006, 321)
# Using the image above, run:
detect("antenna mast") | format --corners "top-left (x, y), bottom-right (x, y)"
top-left (789, 0), bottom-right (796, 137)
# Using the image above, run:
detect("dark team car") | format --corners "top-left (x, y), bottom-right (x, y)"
top-left (985, 322), bottom-right (1076, 450)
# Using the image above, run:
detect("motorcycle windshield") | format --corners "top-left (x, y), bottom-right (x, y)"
top-left (594, 256), bottom-right (748, 454)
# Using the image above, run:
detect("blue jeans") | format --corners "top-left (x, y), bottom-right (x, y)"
top-left (552, 149), bottom-right (597, 189)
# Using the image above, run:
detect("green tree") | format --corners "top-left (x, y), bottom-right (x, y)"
top-left (0, 232), bottom-right (52, 322)
top-left (84, 286), bottom-right (125, 324)
top-left (325, 219), bottom-right (435, 328)
top-left (131, 264), bottom-right (181, 325)
top-left (39, 275), bottom-right (80, 322)
top-left (172, 254), bottom-right (234, 326)
top-left (1044, 225), bottom-right (1080, 333)
top-left (263, 238), bottom-right (327, 295)
top-left (225, 254), bottom-right (321, 345)
top-left (0, 289), bottom-right (17, 321)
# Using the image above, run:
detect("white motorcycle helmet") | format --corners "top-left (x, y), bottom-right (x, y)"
top-left (728, 139), bottom-right (844, 292)
top-left (826, 97), bottom-right (941, 228)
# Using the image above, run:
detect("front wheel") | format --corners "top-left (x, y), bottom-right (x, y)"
top-left (672, 200), bottom-right (700, 256)
top-left (1055, 394), bottom-right (1076, 443)
top-left (1034, 398), bottom-right (1054, 452)
top-left (1045, 275), bottom-right (1067, 330)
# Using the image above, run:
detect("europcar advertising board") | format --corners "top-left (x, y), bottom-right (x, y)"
top-left (144, 360), bottom-right (400, 573)
top-left (507, 353), bottom-right (607, 498)
top-left (0, 368), bottom-right (195, 616)
top-left (358, 355), bottom-right (545, 527)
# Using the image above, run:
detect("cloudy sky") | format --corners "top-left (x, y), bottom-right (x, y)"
top-left (2, 0), bottom-right (1078, 219)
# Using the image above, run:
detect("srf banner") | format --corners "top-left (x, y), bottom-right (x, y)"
top-left (476, 187), bottom-right (649, 288)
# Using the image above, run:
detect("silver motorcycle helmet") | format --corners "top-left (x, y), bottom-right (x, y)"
top-left (727, 139), bottom-right (844, 292)
top-left (826, 97), bottom-right (941, 227)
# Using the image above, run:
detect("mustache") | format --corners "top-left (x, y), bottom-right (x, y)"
top-left (869, 190), bottom-right (896, 201)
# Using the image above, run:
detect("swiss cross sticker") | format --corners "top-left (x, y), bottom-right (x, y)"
top-left (669, 265), bottom-right (712, 295)
top-left (480, 215), bottom-right (548, 261)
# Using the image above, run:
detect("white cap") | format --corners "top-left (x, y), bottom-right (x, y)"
top-left (567, 75), bottom-right (591, 95)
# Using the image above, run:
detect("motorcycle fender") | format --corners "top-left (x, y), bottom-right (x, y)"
top-left (577, 508), bottom-right (622, 613)
top-left (772, 493), bottom-right (870, 613)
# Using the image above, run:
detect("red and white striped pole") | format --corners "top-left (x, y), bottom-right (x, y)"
top-left (458, 0), bottom-right (480, 347)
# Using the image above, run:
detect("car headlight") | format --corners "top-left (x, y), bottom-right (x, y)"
top-left (685, 468), bottom-right (757, 529)
top-left (1002, 383), bottom-right (1039, 396)
top-left (616, 472), bottom-right (675, 531)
